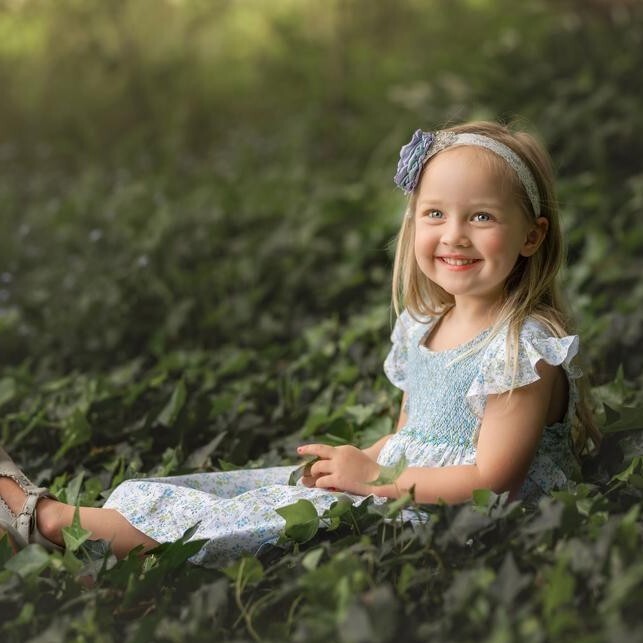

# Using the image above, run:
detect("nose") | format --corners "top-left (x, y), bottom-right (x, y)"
top-left (440, 218), bottom-right (471, 247)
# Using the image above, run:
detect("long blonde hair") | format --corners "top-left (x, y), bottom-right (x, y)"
top-left (391, 120), bottom-right (601, 458)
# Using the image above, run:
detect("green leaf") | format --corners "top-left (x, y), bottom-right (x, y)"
top-left (301, 547), bottom-right (324, 571)
top-left (62, 505), bottom-right (92, 552)
top-left (4, 544), bottom-right (50, 578)
top-left (0, 533), bottom-right (15, 566)
top-left (64, 471), bottom-right (85, 507)
top-left (397, 562), bottom-right (416, 598)
top-left (55, 408), bottom-right (91, 460)
top-left (288, 456), bottom-right (321, 486)
top-left (472, 488), bottom-right (494, 507)
top-left (609, 455), bottom-right (643, 488)
top-left (324, 496), bottom-right (356, 530)
top-left (156, 379), bottom-right (187, 427)
top-left (275, 499), bottom-right (320, 543)
top-left (14, 602), bottom-right (35, 626)
top-left (367, 454), bottom-right (407, 486)
top-left (0, 376), bottom-right (16, 409)
top-left (223, 555), bottom-right (264, 586)
top-left (491, 551), bottom-right (531, 605)
top-left (62, 548), bottom-right (84, 574)
top-left (344, 404), bottom-right (375, 426)
top-left (146, 523), bottom-right (206, 571)
top-left (218, 459), bottom-right (242, 471)
top-left (542, 556), bottom-right (575, 617)
top-left (382, 488), bottom-right (415, 519)
top-left (323, 417), bottom-right (354, 445)
top-left (601, 403), bottom-right (643, 433)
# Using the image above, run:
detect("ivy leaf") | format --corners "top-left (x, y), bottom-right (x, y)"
top-left (542, 556), bottom-right (575, 618)
top-left (147, 522), bottom-right (206, 570)
top-left (608, 455), bottom-right (643, 489)
top-left (55, 409), bottom-right (91, 460)
top-left (490, 551), bottom-right (531, 606)
top-left (0, 376), bottom-right (16, 409)
top-left (223, 555), bottom-right (264, 587)
top-left (0, 534), bottom-right (15, 567)
top-left (156, 379), bottom-right (187, 427)
top-left (62, 505), bottom-right (92, 553)
top-left (324, 496), bottom-right (356, 530)
top-left (301, 547), bottom-right (324, 571)
top-left (344, 404), bottom-right (375, 426)
top-left (382, 488), bottom-right (415, 519)
top-left (275, 499), bottom-right (320, 543)
top-left (367, 454), bottom-right (407, 486)
top-left (601, 404), bottom-right (643, 433)
top-left (472, 488), bottom-right (495, 507)
top-left (288, 457), bottom-right (321, 486)
top-left (4, 544), bottom-right (50, 578)
top-left (63, 471), bottom-right (85, 507)
top-left (323, 417), bottom-right (354, 445)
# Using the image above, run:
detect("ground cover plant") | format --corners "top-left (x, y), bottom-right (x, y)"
top-left (1, 0), bottom-right (643, 640)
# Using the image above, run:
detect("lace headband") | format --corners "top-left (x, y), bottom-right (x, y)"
top-left (394, 129), bottom-right (541, 216)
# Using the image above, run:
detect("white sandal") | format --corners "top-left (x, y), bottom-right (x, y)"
top-left (0, 446), bottom-right (62, 552)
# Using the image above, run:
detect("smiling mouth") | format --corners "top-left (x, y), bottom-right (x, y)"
top-left (437, 257), bottom-right (481, 266)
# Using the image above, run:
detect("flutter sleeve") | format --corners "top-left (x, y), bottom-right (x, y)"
top-left (465, 318), bottom-right (582, 421)
top-left (383, 309), bottom-right (420, 391)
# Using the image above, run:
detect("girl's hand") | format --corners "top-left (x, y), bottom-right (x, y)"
top-left (297, 444), bottom-right (381, 496)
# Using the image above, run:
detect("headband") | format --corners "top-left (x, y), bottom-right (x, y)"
top-left (394, 129), bottom-right (541, 216)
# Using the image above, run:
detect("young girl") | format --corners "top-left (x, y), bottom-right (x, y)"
top-left (0, 121), bottom-right (600, 568)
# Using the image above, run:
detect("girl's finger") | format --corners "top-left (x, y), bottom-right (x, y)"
top-left (310, 459), bottom-right (333, 477)
top-left (314, 474), bottom-right (337, 490)
top-left (298, 444), bottom-right (335, 460)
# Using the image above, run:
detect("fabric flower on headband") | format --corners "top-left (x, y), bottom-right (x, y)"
top-left (393, 129), bottom-right (435, 194)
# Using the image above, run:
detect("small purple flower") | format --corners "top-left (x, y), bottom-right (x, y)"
top-left (394, 129), bottom-right (435, 194)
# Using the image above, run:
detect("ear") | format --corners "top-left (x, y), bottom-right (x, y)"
top-left (520, 216), bottom-right (549, 257)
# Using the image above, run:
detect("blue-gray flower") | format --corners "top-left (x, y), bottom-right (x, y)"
top-left (394, 129), bottom-right (435, 194)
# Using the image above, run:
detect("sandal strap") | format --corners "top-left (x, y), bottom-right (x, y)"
top-left (14, 488), bottom-right (48, 541)
top-left (0, 448), bottom-right (62, 552)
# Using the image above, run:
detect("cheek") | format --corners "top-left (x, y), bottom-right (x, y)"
top-left (414, 225), bottom-right (436, 252)
top-left (481, 232), bottom-right (515, 261)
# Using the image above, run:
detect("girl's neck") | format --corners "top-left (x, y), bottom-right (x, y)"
top-left (426, 300), bottom-right (499, 352)
top-left (445, 297), bottom-right (501, 329)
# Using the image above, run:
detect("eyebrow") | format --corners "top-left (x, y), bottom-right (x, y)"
top-left (416, 198), bottom-right (504, 209)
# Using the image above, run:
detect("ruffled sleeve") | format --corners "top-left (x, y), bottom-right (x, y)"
top-left (465, 318), bottom-right (581, 421)
top-left (383, 310), bottom-right (425, 391)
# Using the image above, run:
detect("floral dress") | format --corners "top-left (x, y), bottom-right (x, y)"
top-left (104, 311), bottom-right (581, 568)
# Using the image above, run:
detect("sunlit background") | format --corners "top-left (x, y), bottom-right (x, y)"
top-left (2, 0), bottom-right (641, 377)
top-left (1, 2), bottom-right (643, 638)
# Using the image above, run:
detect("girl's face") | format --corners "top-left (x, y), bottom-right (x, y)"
top-left (413, 146), bottom-right (546, 308)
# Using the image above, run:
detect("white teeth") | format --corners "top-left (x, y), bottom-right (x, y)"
top-left (440, 257), bottom-right (477, 266)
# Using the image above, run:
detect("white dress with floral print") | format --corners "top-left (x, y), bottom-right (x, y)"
top-left (104, 311), bottom-right (581, 567)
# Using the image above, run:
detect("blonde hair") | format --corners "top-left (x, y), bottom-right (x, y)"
top-left (391, 120), bottom-right (600, 459)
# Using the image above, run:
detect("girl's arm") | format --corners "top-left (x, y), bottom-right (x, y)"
top-left (361, 393), bottom-right (408, 461)
top-left (300, 362), bottom-right (560, 502)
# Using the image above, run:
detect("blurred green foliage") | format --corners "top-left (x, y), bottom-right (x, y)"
top-left (1, 0), bottom-right (643, 640)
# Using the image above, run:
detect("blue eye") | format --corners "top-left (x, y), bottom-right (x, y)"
top-left (473, 212), bottom-right (492, 222)
top-left (427, 210), bottom-right (444, 219)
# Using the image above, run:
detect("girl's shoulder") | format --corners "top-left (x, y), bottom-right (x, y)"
top-left (466, 315), bottom-right (581, 420)
top-left (389, 309), bottom-right (437, 344)
top-left (485, 316), bottom-right (580, 371)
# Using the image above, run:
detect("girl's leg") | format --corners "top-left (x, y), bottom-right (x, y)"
top-left (0, 476), bottom-right (158, 558)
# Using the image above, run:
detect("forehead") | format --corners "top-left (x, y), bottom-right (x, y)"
top-left (417, 146), bottom-right (515, 201)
